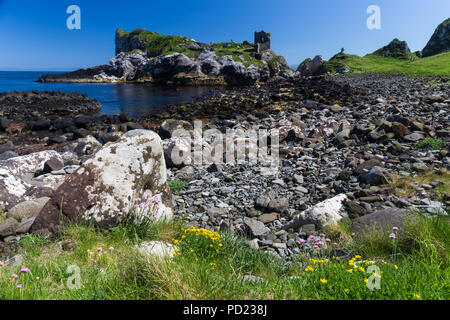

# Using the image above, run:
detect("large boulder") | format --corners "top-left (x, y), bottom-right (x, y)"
top-left (0, 151), bottom-right (65, 210)
top-left (352, 208), bottom-right (408, 236)
top-left (422, 18), bottom-right (450, 57)
top-left (284, 194), bottom-right (348, 229)
top-left (296, 55), bottom-right (326, 77)
top-left (31, 130), bottom-right (173, 235)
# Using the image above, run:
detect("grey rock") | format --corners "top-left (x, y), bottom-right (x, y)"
top-left (352, 208), bottom-right (408, 236)
top-left (244, 217), bottom-right (270, 237)
top-left (0, 217), bottom-right (19, 237)
top-left (267, 198), bottom-right (289, 214)
top-left (15, 217), bottom-right (36, 234)
top-left (0, 151), bottom-right (19, 161)
top-left (7, 197), bottom-right (50, 220)
top-left (359, 166), bottom-right (388, 185)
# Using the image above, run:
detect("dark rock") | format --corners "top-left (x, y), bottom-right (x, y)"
top-left (359, 166), bottom-right (388, 185)
top-left (30, 119), bottom-right (51, 131)
top-left (74, 116), bottom-right (94, 129)
top-left (354, 159), bottom-right (383, 175)
top-left (52, 118), bottom-right (75, 131)
top-left (0, 117), bottom-right (9, 131)
top-left (352, 208), bottom-right (408, 236)
top-left (390, 122), bottom-right (411, 138)
top-left (43, 157), bottom-right (65, 173)
top-left (0, 141), bottom-right (14, 154)
top-left (422, 18), bottom-right (450, 57)
top-left (0, 151), bottom-right (18, 161)
top-left (345, 200), bottom-right (368, 218)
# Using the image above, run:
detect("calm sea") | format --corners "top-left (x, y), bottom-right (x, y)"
top-left (0, 71), bottom-right (222, 118)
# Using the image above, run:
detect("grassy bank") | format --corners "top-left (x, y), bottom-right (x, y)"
top-left (325, 51), bottom-right (450, 77)
top-left (0, 209), bottom-right (448, 300)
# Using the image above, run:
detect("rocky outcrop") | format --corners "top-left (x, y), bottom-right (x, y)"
top-left (38, 29), bottom-right (292, 85)
top-left (296, 55), bottom-right (326, 77)
top-left (31, 129), bottom-right (173, 235)
top-left (422, 18), bottom-right (450, 57)
top-left (115, 29), bottom-right (146, 55)
top-left (0, 91), bottom-right (101, 120)
top-left (373, 39), bottom-right (411, 58)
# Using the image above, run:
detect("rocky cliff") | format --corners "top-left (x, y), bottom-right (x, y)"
top-left (422, 18), bottom-right (450, 57)
top-left (38, 29), bottom-right (292, 85)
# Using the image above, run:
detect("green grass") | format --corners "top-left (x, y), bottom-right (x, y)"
top-left (324, 51), bottom-right (450, 77)
top-left (0, 210), bottom-right (448, 300)
top-left (168, 179), bottom-right (186, 192)
top-left (416, 138), bottom-right (446, 150)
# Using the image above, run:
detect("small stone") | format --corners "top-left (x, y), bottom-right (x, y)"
top-left (258, 213), bottom-right (278, 224)
top-left (293, 174), bottom-right (304, 184)
top-left (267, 198), bottom-right (289, 214)
top-left (411, 162), bottom-right (428, 172)
top-left (404, 132), bottom-right (424, 142)
top-left (244, 217), bottom-right (270, 237)
top-left (247, 239), bottom-right (260, 250)
top-left (0, 218), bottom-right (19, 237)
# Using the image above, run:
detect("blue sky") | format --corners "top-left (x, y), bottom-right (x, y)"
top-left (0, 0), bottom-right (449, 70)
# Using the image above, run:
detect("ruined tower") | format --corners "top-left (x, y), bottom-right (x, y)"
top-left (254, 31), bottom-right (271, 54)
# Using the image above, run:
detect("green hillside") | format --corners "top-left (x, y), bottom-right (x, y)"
top-left (324, 51), bottom-right (450, 77)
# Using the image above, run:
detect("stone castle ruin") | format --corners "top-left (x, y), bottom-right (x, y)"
top-left (254, 31), bottom-right (271, 54)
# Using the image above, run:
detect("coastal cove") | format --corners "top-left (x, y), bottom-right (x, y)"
top-left (0, 71), bottom-right (224, 117)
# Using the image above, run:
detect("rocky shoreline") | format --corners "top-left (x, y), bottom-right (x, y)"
top-left (0, 73), bottom-right (449, 260)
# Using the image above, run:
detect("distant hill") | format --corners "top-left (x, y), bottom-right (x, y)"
top-left (298, 17), bottom-right (450, 77)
